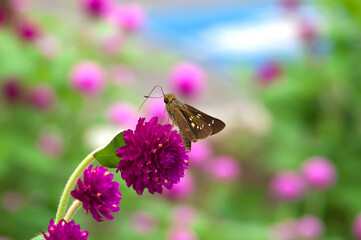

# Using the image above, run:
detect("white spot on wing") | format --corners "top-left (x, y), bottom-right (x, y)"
top-left (191, 123), bottom-right (195, 128)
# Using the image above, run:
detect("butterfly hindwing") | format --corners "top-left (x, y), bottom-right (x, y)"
top-left (184, 104), bottom-right (226, 135)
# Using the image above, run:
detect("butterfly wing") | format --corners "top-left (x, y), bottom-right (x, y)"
top-left (184, 104), bottom-right (226, 135)
top-left (172, 107), bottom-right (212, 151)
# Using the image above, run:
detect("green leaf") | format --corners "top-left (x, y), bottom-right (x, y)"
top-left (93, 131), bottom-right (126, 168)
top-left (31, 234), bottom-right (45, 240)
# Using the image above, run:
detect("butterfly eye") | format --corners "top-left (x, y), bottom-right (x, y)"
top-left (164, 98), bottom-right (169, 104)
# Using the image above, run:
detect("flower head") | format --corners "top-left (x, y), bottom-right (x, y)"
top-left (69, 61), bottom-right (105, 96)
top-left (269, 171), bottom-right (306, 201)
top-left (107, 3), bottom-right (146, 33)
top-left (208, 155), bottom-right (241, 182)
top-left (2, 77), bottom-right (23, 104)
top-left (71, 165), bottom-right (121, 222)
top-left (43, 219), bottom-right (88, 240)
top-left (353, 213), bottom-right (361, 239)
top-left (131, 210), bottom-right (158, 235)
top-left (80, 0), bottom-right (113, 18)
top-left (165, 172), bottom-right (194, 200)
top-left (16, 20), bottom-right (40, 42)
top-left (188, 141), bottom-right (212, 168)
top-left (301, 156), bottom-right (336, 190)
top-left (295, 215), bottom-right (324, 239)
top-left (116, 117), bottom-right (189, 195)
top-left (107, 102), bottom-right (139, 129)
top-left (256, 61), bottom-right (282, 85)
top-left (169, 62), bottom-right (205, 99)
top-left (28, 85), bottom-right (56, 111)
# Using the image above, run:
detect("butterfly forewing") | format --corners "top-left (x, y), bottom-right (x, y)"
top-left (184, 104), bottom-right (226, 135)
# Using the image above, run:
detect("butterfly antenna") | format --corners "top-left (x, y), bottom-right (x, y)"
top-left (138, 85), bottom-right (165, 112)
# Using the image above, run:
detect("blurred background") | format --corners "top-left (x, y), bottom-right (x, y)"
top-left (1, 0), bottom-right (361, 239)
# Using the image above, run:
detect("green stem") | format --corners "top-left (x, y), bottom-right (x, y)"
top-left (55, 152), bottom-right (95, 223)
top-left (64, 200), bottom-right (82, 222)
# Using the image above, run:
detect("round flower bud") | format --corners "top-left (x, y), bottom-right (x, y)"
top-left (301, 157), bottom-right (336, 190)
top-left (269, 171), bottom-right (306, 201)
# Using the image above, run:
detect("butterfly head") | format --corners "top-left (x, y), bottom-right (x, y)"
top-left (164, 94), bottom-right (176, 104)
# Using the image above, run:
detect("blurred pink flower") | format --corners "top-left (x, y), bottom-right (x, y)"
top-left (16, 20), bottom-right (40, 42)
top-left (2, 77), bottom-right (23, 104)
top-left (295, 215), bottom-right (324, 239)
top-left (69, 61), bottom-right (105, 96)
top-left (131, 210), bottom-right (158, 235)
top-left (0, 8), bottom-right (4, 26)
top-left (256, 61), bottom-right (282, 85)
top-left (167, 227), bottom-right (198, 240)
top-left (79, 0), bottom-right (114, 18)
top-left (108, 65), bottom-right (135, 86)
top-left (280, 0), bottom-right (301, 12)
top-left (165, 172), bottom-right (194, 200)
top-left (9, 0), bottom-right (28, 13)
top-left (145, 98), bottom-right (167, 121)
top-left (188, 141), bottom-right (212, 168)
top-left (101, 34), bottom-right (123, 55)
top-left (208, 155), bottom-right (241, 182)
top-left (270, 171), bottom-right (306, 201)
top-left (36, 35), bottom-right (61, 59)
top-left (301, 157), bottom-right (336, 190)
top-left (37, 132), bottom-right (64, 158)
top-left (171, 205), bottom-right (197, 227)
top-left (2, 191), bottom-right (24, 212)
top-left (28, 85), bottom-right (56, 111)
top-left (107, 3), bottom-right (146, 33)
top-left (107, 102), bottom-right (139, 129)
top-left (169, 62), bottom-right (206, 99)
top-left (298, 19), bottom-right (318, 43)
top-left (271, 219), bottom-right (296, 240)
top-left (353, 213), bottom-right (361, 240)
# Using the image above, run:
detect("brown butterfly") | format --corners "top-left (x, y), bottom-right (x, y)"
top-left (142, 86), bottom-right (226, 151)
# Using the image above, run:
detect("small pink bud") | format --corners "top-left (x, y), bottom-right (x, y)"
top-left (270, 171), bottom-right (306, 201)
top-left (107, 102), bottom-right (139, 129)
top-left (208, 155), bottom-right (241, 182)
top-left (28, 85), bottom-right (56, 111)
top-left (301, 156), bottom-right (336, 190)
top-left (295, 215), bottom-right (324, 239)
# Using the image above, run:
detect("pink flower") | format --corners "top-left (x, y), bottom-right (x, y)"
top-left (353, 213), bottom-right (361, 240)
top-left (295, 215), bottom-right (324, 239)
top-left (131, 210), bottom-right (158, 235)
top-left (79, 0), bottom-right (114, 18)
top-left (256, 61), bottom-right (282, 85)
top-left (188, 141), bottom-right (212, 168)
top-left (37, 132), bottom-right (64, 158)
top-left (2, 77), bottom-right (23, 104)
top-left (145, 98), bottom-right (167, 121)
top-left (271, 219), bottom-right (296, 240)
top-left (167, 227), bottom-right (198, 240)
top-left (171, 205), bottom-right (197, 227)
top-left (208, 156), bottom-right (241, 182)
top-left (298, 19), bottom-right (318, 43)
top-left (107, 102), bottom-right (139, 129)
top-left (169, 62), bottom-right (206, 99)
top-left (69, 61), bottom-right (105, 96)
top-left (301, 157), bottom-right (336, 190)
top-left (101, 34), bottom-right (123, 55)
top-left (28, 85), bottom-right (56, 111)
top-left (16, 20), bottom-right (40, 42)
top-left (280, 0), bottom-right (302, 12)
top-left (107, 3), bottom-right (146, 33)
top-left (165, 172), bottom-right (194, 200)
top-left (269, 171), bottom-right (306, 201)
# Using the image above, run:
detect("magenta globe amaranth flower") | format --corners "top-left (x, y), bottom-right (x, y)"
top-left (208, 155), bottom-right (241, 182)
top-left (270, 171), bottom-right (306, 201)
top-left (69, 61), bottom-right (105, 96)
top-left (295, 215), bottom-right (324, 239)
top-left (116, 117), bottom-right (189, 195)
top-left (169, 62), bottom-right (206, 99)
top-left (80, 0), bottom-right (113, 18)
top-left (256, 61), bottom-right (282, 85)
top-left (108, 3), bottom-right (146, 33)
top-left (28, 85), bottom-right (56, 111)
top-left (16, 20), bottom-right (40, 42)
top-left (187, 141), bottom-right (212, 168)
top-left (107, 102), bottom-right (139, 129)
top-left (71, 165), bottom-right (121, 222)
top-left (43, 219), bottom-right (88, 240)
top-left (301, 156), bottom-right (336, 190)
top-left (165, 172), bottom-right (194, 200)
top-left (353, 213), bottom-right (361, 239)
top-left (2, 77), bottom-right (23, 104)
